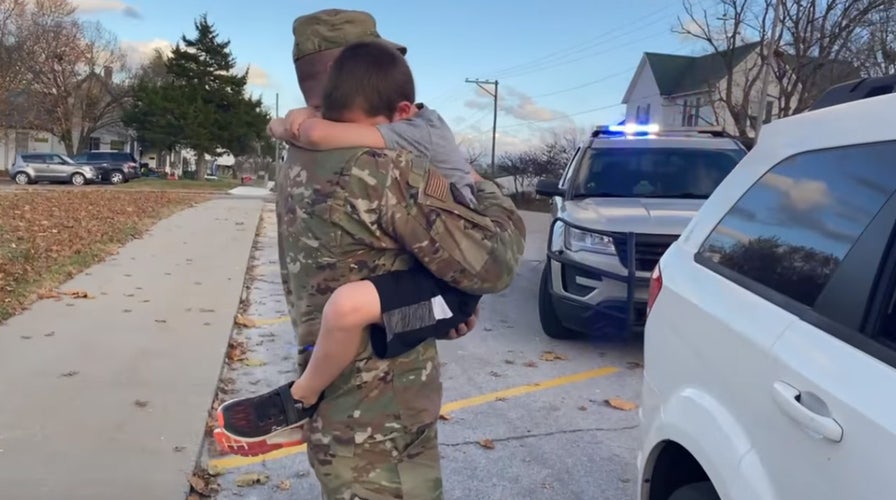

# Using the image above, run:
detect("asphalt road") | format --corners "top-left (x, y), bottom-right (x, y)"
top-left (198, 205), bottom-right (645, 500)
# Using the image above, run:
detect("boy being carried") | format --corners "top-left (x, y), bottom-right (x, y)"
top-left (215, 40), bottom-right (522, 456)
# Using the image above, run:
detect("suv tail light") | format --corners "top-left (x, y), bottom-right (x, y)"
top-left (646, 264), bottom-right (662, 317)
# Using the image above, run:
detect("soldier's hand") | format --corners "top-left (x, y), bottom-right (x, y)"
top-left (445, 306), bottom-right (479, 339)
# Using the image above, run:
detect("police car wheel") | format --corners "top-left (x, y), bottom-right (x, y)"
top-left (538, 263), bottom-right (581, 340)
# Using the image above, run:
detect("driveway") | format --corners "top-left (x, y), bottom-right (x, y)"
top-left (198, 206), bottom-right (645, 500)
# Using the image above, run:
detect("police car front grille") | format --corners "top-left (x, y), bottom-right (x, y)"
top-left (609, 233), bottom-right (678, 272)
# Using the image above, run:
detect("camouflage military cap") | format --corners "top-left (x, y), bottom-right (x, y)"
top-left (292, 9), bottom-right (407, 62)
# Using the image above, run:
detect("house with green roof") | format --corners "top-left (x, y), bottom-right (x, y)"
top-left (621, 41), bottom-right (775, 137)
top-left (621, 41), bottom-right (862, 140)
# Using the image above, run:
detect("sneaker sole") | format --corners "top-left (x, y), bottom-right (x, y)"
top-left (212, 428), bottom-right (305, 457)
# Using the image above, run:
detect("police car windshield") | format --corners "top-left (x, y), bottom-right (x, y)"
top-left (571, 147), bottom-right (744, 199)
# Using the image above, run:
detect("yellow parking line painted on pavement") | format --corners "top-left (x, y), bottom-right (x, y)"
top-left (251, 316), bottom-right (290, 326)
top-left (206, 366), bottom-right (619, 472)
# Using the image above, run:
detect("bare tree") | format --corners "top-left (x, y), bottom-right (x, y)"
top-left (844, 3), bottom-right (896, 77)
top-left (675, 0), bottom-right (775, 140)
top-left (677, 0), bottom-right (893, 137)
top-left (0, 1), bottom-right (26, 92)
top-left (773, 0), bottom-right (890, 115)
top-left (19, 0), bottom-right (132, 155)
top-left (461, 142), bottom-right (484, 167)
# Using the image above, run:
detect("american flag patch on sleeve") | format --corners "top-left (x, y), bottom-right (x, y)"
top-left (424, 170), bottom-right (451, 202)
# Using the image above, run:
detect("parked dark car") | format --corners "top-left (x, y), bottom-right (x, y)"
top-left (71, 150), bottom-right (141, 184)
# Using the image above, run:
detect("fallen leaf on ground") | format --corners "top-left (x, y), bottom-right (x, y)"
top-left (207, 463), bottom-right (225, 476)
top-left (59, 370), bottom-right (79, 377)
top-left (173, 445), bottom-right (186, 452)
top-left (0, 190), bottom-right (203, 323)
top-left (277, 480), bottom-right (291, 490)
top-left (188, 470), bottom-right (220, 496)
top-left (134, 399), bottom-right (149, 408)
top-left (37, 290), bottom-right (61, 299)
top-left (234, 314), bottom-right (257, 328)
top-left (523, 360), bottom-right (538, 368)
top-left (477, 439), bottom-right (495, 449)
top-left (539, 351), bottom-right (567, 361)
top-left (578, 405), bottom-right (588, 411)
top-left (242, 358), bottom-right (267, 367)
top-left (606, 398), bottom-right (639, 411)
top-left (226, 339), bottom-right (248, 363)
top-left (61, 289), bottom-right (94, 299)
top-left (439, 413), bottom-right (452, 421)
top-left (235, 472), bottom-right (269, 487)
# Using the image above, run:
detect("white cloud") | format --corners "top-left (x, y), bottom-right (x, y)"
top-left (760, 173), bottom-right (832, 211)
top-left (463, 85), bottom-right (566, 123)
top-left (120, 38), bottom-right (173, 67)
top-left (72, 0), bottom-right (141, 18)
top-left (241, 65), bottom-right (273, 88)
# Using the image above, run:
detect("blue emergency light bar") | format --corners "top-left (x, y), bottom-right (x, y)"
top-left (607, 123), bottom-right (660, 134)
top-left (592, 123), bottom-right (660, 138)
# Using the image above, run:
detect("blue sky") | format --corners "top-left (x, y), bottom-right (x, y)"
top-left (73, 0), bottom-right (705, 154)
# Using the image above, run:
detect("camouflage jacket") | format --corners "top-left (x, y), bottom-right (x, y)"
top-left (275, 146), bottom-right (525, 438)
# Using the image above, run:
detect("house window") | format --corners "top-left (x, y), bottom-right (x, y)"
top-left (681, 100), bottom-right (689, 126)
top-left (764, 99), bottom-right (775, 124)
top-left (88, 137), bottom-right (101, 151)
top-left (110, 140), bottom-right (125, 151)
top-left (15, 131), bottom-right (29, 152)
top-left (644, 103), bottom-right (651, 124)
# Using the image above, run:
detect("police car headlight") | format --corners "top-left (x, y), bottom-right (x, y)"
top-left (565, 227), bottom-right (616, 255)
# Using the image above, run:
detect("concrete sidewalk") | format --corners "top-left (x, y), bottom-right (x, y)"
top-left (0, 197), bottom-right (264, 499)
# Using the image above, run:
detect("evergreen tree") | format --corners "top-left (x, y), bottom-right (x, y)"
top-left (122, 13), bottom-right (270, 179)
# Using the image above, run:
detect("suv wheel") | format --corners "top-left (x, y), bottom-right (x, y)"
top-left (108, 170), bottom-right (124, 184)
top-left (13, 172), bottom-right (31, 185)
top-left (668, 481), bottom-right (720, 500)
top-left (70, 172), bottom-right (86, 186)
top-left (538, 263), bottom-right (581, 339)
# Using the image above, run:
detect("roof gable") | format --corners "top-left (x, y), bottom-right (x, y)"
top-left (644, 41), bottom-right (762, 96)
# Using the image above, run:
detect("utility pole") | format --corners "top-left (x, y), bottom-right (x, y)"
top-left (755, 0), bottom-right (782, 139)
top-left (274, 92), bottom-right (280, 163)
top-left (465, 78), bottom-right (499, 178)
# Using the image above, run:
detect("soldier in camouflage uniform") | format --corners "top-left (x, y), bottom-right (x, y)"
top-left (277, 9), bottom-right (527, 499)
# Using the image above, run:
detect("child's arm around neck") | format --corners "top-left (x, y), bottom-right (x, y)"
top-left (298, 118), bottom-right (387, 151)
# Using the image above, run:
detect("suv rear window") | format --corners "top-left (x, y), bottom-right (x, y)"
top-left (698, 140), bottom-right (896, 307)
top-left (571, 147), bottom-right (745, 199)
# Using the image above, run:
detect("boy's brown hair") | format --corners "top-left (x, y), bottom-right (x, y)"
top-left (321, 40), bottom-right (416, 121)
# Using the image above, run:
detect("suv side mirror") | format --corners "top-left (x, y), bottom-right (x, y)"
top-left (535, 178), bottom-right (563, 198)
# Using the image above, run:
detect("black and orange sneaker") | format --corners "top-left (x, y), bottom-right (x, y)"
top-left (216, 381), bottom-right (319, 442)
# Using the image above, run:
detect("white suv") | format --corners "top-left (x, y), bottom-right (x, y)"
top-left (638, 76), bottom-right (896, 499)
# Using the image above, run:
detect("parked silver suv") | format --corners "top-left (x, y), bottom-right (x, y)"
top-left (9, 153), bottom-right (98, 186)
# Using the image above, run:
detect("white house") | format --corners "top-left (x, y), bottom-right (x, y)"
top-left (621, 41), bottom-right (779, 138)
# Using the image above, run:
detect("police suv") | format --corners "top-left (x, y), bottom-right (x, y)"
top-left (534, 124), bottom-right (747, 339)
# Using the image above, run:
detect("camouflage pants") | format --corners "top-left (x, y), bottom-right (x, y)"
top-left (307, 422), bottom-right (443, 499)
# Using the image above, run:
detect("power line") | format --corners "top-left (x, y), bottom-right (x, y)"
top-left (529, 66), bottom-right (635, 99)
top-left (487, 4), bottom-right (677, 78)
top-left (498, 102), bottom-right (624, 131)
top-left (495, 30), bottom-right (670, 80)
top-left (430, 4), bottom-right (679, 110)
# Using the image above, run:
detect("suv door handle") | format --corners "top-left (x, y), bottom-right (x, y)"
top-left (772, 381), bottom-right (843, 442)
